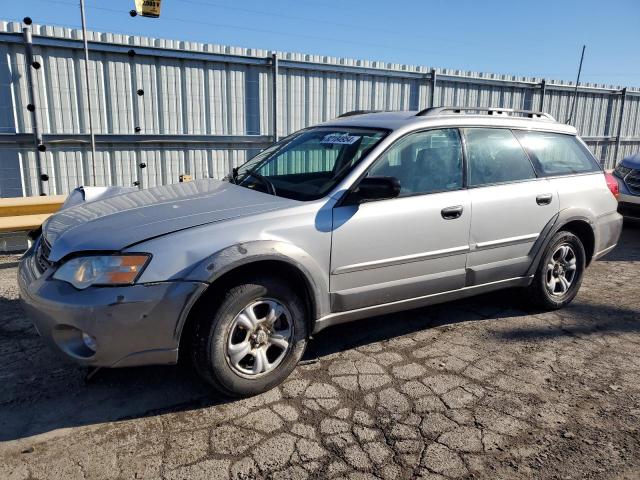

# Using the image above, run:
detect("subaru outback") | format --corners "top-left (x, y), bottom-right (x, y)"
top-left (19, 107), bottom-right (623, 396)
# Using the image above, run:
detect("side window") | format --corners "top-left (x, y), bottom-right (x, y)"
top-left (513, 131), bottom-right (600, 176)
top-left (368, 129), bottom-right (463, 196)
top-left (463, 128), bottom-right (536, 187)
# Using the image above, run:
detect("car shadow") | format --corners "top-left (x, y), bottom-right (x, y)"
top-left (0, 261), bottom-right (20, 271)
top-left (3, 293), bottom-right (639, 443)
top-left (0, 290), bottom-right (529, 442)
top-left (305, 289), bottom-right (536, 360)
top-left (489, 301), bottom-right (640, 341)
top-left (0, 286), bottom-right (554, 443)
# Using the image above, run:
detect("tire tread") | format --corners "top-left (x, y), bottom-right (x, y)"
top-left (190, 275), bottom-right (307, 397)
top-left (528, 231), bottom-right (586, 310)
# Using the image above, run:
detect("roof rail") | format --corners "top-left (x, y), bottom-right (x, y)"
top-left (416, 106), bottom-right (556, 121)
top-left (338, 110), bottom-right (383, 118)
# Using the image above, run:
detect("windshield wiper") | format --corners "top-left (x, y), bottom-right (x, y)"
top-left (235, 167), bottom-right (277, 196)
top-left (229, 167), bottom-right (241, 184)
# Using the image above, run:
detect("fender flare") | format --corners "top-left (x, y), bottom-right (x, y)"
top-left (184, 240), bottom-right (330, 322)
top-left (525, 210), bottom-right (596, 277)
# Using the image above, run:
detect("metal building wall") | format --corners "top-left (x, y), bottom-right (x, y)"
top-left (0, 21), bottom-right (638, 198)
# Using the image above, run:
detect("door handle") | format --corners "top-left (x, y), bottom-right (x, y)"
top-left (441, 205), bottom-right (463, 220)
top-left (536, 193), bottom-right (553, 205)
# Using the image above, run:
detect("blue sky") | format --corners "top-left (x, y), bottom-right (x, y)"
top-left (4, 0), bottom-right (640, 87)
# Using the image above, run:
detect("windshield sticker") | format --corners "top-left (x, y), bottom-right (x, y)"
top-left (321, 133), bottom-right (361, 145)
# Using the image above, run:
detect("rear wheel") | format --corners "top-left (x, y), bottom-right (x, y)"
top-left (191, 276), bottom-right (308, 397)
top-left (529, 231), bottom-right (586, 309)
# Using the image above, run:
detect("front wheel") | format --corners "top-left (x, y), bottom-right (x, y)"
top-left (528, 231), bottom-right (586, 309)
top-left (191, 276), bottom-right (308, 397)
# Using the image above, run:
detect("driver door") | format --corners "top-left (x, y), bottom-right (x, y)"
top-left (330, 128), bottom-right (471, 312)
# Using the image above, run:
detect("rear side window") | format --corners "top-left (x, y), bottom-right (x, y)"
top-left (514, 131), bottom-right (600, 176)
top-left (463, 128), bottom-right (536, 187)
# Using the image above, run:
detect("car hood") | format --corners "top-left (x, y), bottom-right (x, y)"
top-left (621, 153), bottom-right (640, 170)
top-left (43, 179), bottom-right (296, 262)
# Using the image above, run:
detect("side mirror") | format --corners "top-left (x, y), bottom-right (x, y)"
top-left (347, 176), bottom-right (401, 204)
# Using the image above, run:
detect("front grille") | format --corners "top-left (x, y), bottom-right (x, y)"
top-left (625, 169), bottom-right (640, 195)
top-left (618, 202), bottom-right (640, 218)
top-left (35, 237), bottom-right (53, 274)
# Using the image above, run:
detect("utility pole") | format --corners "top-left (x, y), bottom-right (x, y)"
top-left (566, 45), bottom-right (586, 124)
top-left (80, 0), bottom-right (97, 185)
top-left (271, 52), bottom-right (279, 142)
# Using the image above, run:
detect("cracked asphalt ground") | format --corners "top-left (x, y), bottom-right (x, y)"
top-left (1, 224), bottom-right (639, 480)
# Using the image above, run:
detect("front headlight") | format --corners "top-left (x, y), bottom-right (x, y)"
top-left (614, 164), bottom-right (632, 178)
top-left (53, 254), bottom-right (151, 289)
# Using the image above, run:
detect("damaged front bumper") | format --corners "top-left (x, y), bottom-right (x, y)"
top-left (18, 244), bottom-right (207, 368)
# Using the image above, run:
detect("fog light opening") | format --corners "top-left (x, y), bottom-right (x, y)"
top-left (82, 332), bottom-right (97, 352)
top-left (52, 325), bottom-right (98, 359)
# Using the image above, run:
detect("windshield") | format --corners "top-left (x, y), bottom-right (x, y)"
top-left (229, 127), bottom-right (388, 201)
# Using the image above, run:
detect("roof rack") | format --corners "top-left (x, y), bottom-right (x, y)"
top-left (416, 106), bottom-right (556, 121)
top-left (337, 110), bottom-right (383, 118)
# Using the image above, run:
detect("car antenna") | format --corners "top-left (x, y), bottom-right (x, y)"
top-left (566, 45), bottom-right (586, 125)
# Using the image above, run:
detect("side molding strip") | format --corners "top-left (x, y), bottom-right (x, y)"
top-left (332, 245), bottom-right (470, 275)
top-left (474, 233), bottom-right (539, 250)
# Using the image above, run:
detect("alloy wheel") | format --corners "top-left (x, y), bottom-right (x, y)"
top-left (545, 244), bottom-right (578, 296)
top-left (224, 299), bottom-right (293, 378)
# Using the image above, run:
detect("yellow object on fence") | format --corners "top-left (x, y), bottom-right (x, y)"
top-left (134, 0), bottom-right (162, 18)
top-left (0, 195), bottom-right (65, 233)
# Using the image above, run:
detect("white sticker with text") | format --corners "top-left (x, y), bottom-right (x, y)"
top-left (320, 133), bottom-right (361, 145)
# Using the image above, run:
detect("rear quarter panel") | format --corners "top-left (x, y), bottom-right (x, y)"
top-left (549, 172), bottom-right (622, 256)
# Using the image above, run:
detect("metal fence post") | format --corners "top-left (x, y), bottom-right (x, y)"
top-left (80, 0), bottom-right (97, 185)
top-left (614, 87), bottom-right (627, 165)
top-left (539, 79), bottom-right (546, 112)
top-left (22, 26), bottom-right (46, 196)
top-left (270, 53), bottom-right (278, 142)
top-left (430, 68), bottom-right (438, 107)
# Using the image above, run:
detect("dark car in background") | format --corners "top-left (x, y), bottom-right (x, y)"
top-left (613, 153), bottom-right (640, 219)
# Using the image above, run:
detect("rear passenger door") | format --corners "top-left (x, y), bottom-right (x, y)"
top-left (464, 128), bottom-right (559, 285)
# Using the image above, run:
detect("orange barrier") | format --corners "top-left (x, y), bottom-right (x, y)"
top-left (0, 195), bottom-right (65, 233)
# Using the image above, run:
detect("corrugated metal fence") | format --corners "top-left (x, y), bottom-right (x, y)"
top-left (1, 21), bottom-right (639, 198)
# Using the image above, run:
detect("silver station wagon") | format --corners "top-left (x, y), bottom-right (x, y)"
top-left (19, 107), bottom-right (623, 396)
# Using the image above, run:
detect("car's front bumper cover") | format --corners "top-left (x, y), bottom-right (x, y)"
top-left (18, 246), bottom-right (207, 368)
top-left (615, 174), bottom-right (640, 217)
top-left (618, 200), bottom-right (640, 219)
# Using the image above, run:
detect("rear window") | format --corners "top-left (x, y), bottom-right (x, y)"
top-left (514, 131), bottom-right (600, 176)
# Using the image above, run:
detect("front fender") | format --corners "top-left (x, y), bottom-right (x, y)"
top-left (184, 240), bottom-right (330, 320)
